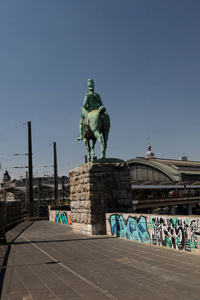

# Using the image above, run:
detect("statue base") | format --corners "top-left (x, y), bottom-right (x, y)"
top-left (92, 158), bottom-right (124, 163)
top-left (69, 161), bottom-right (132, 235)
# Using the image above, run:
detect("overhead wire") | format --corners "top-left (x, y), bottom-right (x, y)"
top-left (58, 156), bottom-right (85, 172)
top-left (0, 153), bottom-right (27, 156)
top-left (31, 143), bottom-right (54, 177)
top-left (0, 122), bottom-right (28, 177)
top-left (33, 143), bottom-right (53, 154)
top-left (0, 138), bottom-right (53, 176)
top-left (0, 122), bottom-right (27, 135)
top-left (0, 123), bottom-right (84, 178)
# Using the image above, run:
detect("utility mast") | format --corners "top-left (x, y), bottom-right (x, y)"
top-left (28, 121), bottom-right (34, 217)
top-left (53, 142), bottom-right (58, 204)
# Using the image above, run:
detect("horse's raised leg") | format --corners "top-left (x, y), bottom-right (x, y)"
top-left (84, 138), bottom-right (91, 161)
top-left (93, 130), bottom-right (105, 159)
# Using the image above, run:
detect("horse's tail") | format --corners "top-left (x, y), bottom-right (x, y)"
top-left (99, 106), bottom-right (106, 114)
top-left (102, 112), bottom-right (110, 132)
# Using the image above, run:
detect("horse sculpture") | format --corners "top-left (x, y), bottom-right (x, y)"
top-left (82, 107), bottom-right (110, 161)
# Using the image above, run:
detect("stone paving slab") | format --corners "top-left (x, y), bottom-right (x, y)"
top-left (0, 221), bottom-right (200, 299)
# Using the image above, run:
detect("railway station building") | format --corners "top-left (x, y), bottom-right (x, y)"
top-left (127, 143), bottom-right (200, 214)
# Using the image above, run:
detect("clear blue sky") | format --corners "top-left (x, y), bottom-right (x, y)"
top-left (0, 0), bottom-right (200, 180)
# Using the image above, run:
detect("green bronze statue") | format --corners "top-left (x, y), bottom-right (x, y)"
top-left (77, 79), bottom-right (110, 161)
top-left (77, 79), bottom-right (104, 141)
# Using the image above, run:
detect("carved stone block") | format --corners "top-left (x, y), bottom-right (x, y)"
top-left (69, 162), bottom-right (132, 235)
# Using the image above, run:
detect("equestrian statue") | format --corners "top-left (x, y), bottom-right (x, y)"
top-left (77, 79), bottom-right (110, 161)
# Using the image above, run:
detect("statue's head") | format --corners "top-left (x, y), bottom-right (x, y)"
top-left (87, 79), bottom-right (94, 91)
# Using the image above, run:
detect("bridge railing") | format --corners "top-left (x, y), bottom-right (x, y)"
top-left (0, 201), bottom-right (23, 242)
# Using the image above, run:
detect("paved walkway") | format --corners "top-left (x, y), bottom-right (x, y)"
top-left (0, 221), bottom-right (200, 300)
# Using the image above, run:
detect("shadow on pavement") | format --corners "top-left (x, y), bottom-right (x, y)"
top-left (12, 235), bottom-right (116, 245)
top-left (0, 222), bottom-right (35, 298)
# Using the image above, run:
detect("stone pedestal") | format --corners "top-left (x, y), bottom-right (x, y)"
top-left (69, 162), bottom-right (132, 235)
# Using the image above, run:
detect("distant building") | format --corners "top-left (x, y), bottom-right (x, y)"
top-left (126, 146), bottom-right (200, 214)
top-left (145, 141), bottom-right (155, 159)
top-left (179, 155), bottom-right (188, 161)
top-left (0, 175), bottom-right (70, 204)
top-left (15, 175), bottom-right (69, 187)
top-left (127, 156), bottom-right (200, 184)
top-left (128, 142), bottom-right (200, 184)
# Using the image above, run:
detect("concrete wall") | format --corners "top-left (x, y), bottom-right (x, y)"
top-left (106, 213), bottom-right (200, 253)
top-left (49, 210), bottom-right (72, 226)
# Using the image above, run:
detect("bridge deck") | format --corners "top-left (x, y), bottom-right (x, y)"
top-left (0, 221), bottom-right (200, 300)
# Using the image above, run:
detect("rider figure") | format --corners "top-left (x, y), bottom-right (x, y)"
top-left (77, 79), bottom-right (104, 141)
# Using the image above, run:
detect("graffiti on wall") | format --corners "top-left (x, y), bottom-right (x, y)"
top-left (151, 216), bottom-right (200, 252)
top-left (110, 214), bottom-right (200, 252)
top-left (110, 214), bottom-right (151, 243)
top-left (55, 211), bottom-right (72, 226)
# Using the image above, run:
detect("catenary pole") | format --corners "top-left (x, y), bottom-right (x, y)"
top-left (53, 142), bottom-right (58, 204)
top-left (28, 121), bottom-right (34, 217)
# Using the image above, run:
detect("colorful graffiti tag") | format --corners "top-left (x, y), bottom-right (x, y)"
top-left (55, 211), bottom-right (72, 226)
top-left (151, 216), bottom-right (200, 252)
top-left (110, 214), bottom-right (200, 252)
top-left (110, 214), bottom-right (151, 243)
